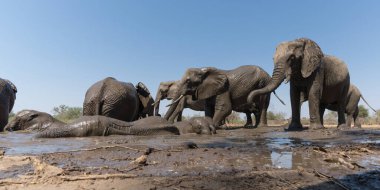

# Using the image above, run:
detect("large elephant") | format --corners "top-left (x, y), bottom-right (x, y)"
top-left (0, 78), bottom-right (17, 131)
top-left (5, 110), bottom-right (215, 137)
top-left (247, 38), bottom-right (350, 130)
top-left (324, 84), bottom-right (376, 128)
top-left (168, 65), bottom-right (285, 128)
top-left (152, 80), bottom-right (205, 121)
top-left (83, 77), bottom-right (154, 122)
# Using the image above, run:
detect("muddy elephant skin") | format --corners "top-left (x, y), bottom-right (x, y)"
top-left (247, 38), bottom-right (350, 130)
top-left (324, 84), bottom-right (376, 128)
top-left (0, 78), bottom-right (17, 131)
top-left (83, 77), bottom-right (154, 122)
top-left (153, 80), bottom-right (205, 122)
top-left (5, 110), bottom-right (215, 138)
top-left (168, 65), bottom-right (283, 128)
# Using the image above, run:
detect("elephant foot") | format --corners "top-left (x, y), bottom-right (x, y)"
top-left (337, 124), bottom-right (349, 129)
top-left (284, 122), bottom-right (305, 131)
top-left (309, 123), bottom-right (325, 130)
top-left (353, 123), bottom-right (362, 128)
top-left (216, 124), bottom-right (228, 130)
top-left (257, 123), bottom-right (268, 128)
top-left (209, 125), bottom-right (217, 134)
top-left (244, 123), bottom-right (255, 129)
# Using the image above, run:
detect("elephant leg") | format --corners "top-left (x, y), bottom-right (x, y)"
top-left (212, 92), bottom-right (232, 128)
top-left (244, 112), bottom-right (254, 128)
top-left (0, 104), bottom-right (9, 131)
top-left (257, 94), bottom-right (270, 128)
top-left (319, 105), bottom-right (326, 126)
top-left (308, 83), bottom-right (324, 129)
top-left (168, 98), bottom-right (186, 123)
top-left (176, 111), bottom-right (183, 122)
top-left (287, 84), bottom-right (303, 130)
top-left (337, 95), bottom-right (348, 129)
top-left (353, 106), bottom-right (361, 128)
top-left (205, 97), bottom-right (215, 118)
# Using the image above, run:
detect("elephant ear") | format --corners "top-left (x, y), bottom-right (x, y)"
top-left (167, 81), bottom-right (179, 99)
top-left (299, 38), bottom-right (324, 78)
top-left (5, 79), bottom-right (17, 93)
top-left (196, 68), bottom-right (228, 100)
top-left (136, 82), bottom-right (152, 109)
top-left (136, 82), bottom-right (150, 97)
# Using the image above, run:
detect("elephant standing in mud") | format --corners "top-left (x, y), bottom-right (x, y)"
top-left (168, 65), bottom-right (285, 128)
top-left (153, 80), bottom-right (205, 122)
top-left (247, 38), bottom-right (350, 130)
top-left (324, 84), bottom-right (376, 128)
top-left (5, 110), bottom-right (215, 137)
top-left (83, 77), bottom-right (154, 122)
top-left (0, 78), bottom-right (17, 131)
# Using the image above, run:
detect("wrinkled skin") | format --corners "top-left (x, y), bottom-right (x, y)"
top-left (83, 77), bottom-right (154, 122)
top-left (5, 110), bottom-right (215, 137)
top-left (153, 80), bottom-right (205, 122)
top-left (169, 65), bottom-right (278, 128)
top-left (5, 110), bottom-right (63, 131)
top-left (324, 84), bottom-right (376, 128)
top-left (247, 38), bottom-right (350, 130)
top-left (0, 78), bottom-right (17, 131)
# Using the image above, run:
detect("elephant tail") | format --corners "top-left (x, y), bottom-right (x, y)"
top-left (360, 95), bottom-right (377, 113)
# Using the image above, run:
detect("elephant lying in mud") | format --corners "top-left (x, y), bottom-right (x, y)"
top-left (5, 110), bottom-right (215, 138)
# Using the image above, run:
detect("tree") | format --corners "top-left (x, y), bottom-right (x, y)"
top-left (267, 111), bottom-right (286, 120)
top-left (226, 111), bottom-right (244, 124)
top-left (8, 111), bottom-right (15, 122)
top-left (324, 111), bottom-right (337, 124)
top-left (52, 105), bottom-right (82, 123)
top-left (358, 105), bottom-right (369, 118)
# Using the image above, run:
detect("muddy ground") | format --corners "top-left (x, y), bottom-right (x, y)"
top-left (0, 125), bottom-right (379, 190)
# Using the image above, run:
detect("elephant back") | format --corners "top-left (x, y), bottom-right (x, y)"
top-left (227, 65), bottom-right (270, 100)
top-left (83, 77), bottom-right (140, 122)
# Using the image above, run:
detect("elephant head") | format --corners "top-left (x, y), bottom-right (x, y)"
top-left (152, 81), bottom-right (179, 116)
top-left (247, 38), bottom-right (324, 103)
top-left (135, 82), bottom-right (154, 118)
top-left (4, 110), bottom-right (62, 131)
top-left (188, 117), bottom-right (216, 135)
top-left (171, 67), bottom-right (228, 105)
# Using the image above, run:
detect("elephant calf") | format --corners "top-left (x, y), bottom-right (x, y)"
top-left (324, 84), bottom-right (376, 128)
top-left (5, 110), bottom-right (215, 138)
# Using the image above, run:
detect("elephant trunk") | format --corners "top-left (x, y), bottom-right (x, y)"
top-left (247, 62), bottom-right (286, 104)
top-left (153, 90), bottom-right (162, 116)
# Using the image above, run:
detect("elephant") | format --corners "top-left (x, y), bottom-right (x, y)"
top-left (152, 80), bottom-right (206, 121)
top-left (324, 84), bottom-right (376, 128)
top-left (5, 110), bottom-right (215, 137)
top-left (168, 65), bottom-right (285, 128)
top-left (247, 38), bottom-right (350, 130)
top-left (83, 77), bottom-right (154, 122)
top-left (0, 78), bottom-right (17, 131)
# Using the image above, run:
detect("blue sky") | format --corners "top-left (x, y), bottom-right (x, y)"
top-left (1, 0), bottom-right (379, 117)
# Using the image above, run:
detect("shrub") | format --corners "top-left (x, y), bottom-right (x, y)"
top-left (52, 105), bottom-right (82, 123)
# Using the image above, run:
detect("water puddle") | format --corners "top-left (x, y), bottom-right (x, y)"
top-left (0, 132), bottom-right (93, 155)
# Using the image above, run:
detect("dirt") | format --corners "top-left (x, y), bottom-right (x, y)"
top-left (0, 125), bottom-right (379, 190)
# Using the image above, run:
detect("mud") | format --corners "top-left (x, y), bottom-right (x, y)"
top-left (0, 125), bottom-right (379, 190)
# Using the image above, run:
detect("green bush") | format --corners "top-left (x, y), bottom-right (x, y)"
top-left (52, 105), bottom-right (82, 123)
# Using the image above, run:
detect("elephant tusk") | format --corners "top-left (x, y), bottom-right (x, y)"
top-left (166, 95), bottom-right (184, 107)
top-left (151, 100), bottom-right (160, 106)
top-left (273, 91), bottom-right (286, 105)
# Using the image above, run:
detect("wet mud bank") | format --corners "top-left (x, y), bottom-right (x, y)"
top-left (1, 126), bottom-right (379, 189)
